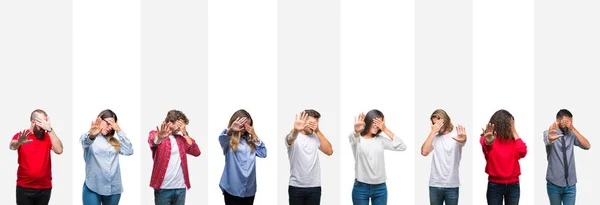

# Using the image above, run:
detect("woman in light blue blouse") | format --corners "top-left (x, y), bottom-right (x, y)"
top-left (219, 109), bottom-right (267, 205)
top-left (80, 109), bottom-right (133, 205)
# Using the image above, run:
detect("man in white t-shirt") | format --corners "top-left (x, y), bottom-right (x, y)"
top-left (420, 109), bottom-right (466, 205)
top-left (285, 109), bottom-right (333, 205)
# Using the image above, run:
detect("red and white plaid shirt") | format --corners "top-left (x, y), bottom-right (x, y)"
top-left (148, 130), bottom-right (201, 190)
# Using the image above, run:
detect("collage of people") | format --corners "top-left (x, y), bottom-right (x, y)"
top-left (5, 108), bottom-right (591, 205)
top-left (3, 0), bottom-right (599, 205)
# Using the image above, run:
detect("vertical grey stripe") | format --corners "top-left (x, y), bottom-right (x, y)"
top-left (0, 1), bottom-right (72, 204)
top-left (278, 0), bottom-right (341, 204)
top-left (415, 0), bottom-right (473, 204)
top-left (534, 0), bottom-right (600, 203)
top-left (141, 1), bottom-right (208, 204)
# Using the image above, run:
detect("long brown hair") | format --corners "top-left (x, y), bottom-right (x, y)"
top-left (361, 109), bottom-right (384, 137)
top-left (430, 109), bottom-right (454, 134)
top-left (98, 109), bottom-right (120, 152)
top-left (489, 109), bottom-right (515, 140)
top-left (227, 109), bottom-right (256, 152)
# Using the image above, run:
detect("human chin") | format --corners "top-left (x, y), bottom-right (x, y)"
top-left (304, 128), bottom-right (314, 135)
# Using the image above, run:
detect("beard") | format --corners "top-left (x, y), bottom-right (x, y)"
top-left (304, 128), bottom-right (314, 135)
top-left (559, 126), bottom-right (569, 133)
top-left (33, 128), bottom-right (46, 140)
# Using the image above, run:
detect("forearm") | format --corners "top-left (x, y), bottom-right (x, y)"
top-left (184, 135), bottom-right (193, 145)
top-left (421, 132), bottom-right (436, 156)
top-left (572, 129), bottom-right (591, 148)
top-left (9, 140), bottom-right (20, 150)
top-left (117, 132), bottom-right (134, 155)
top-left (49, 130), bottom-right (63, 154)
top-left (382, 128), bottom-right (395, 140)
top-left (316, 130), bottom-right (333, 155)
top-left (286, 129), bottom-right (299, 145)
top-left (512, 131), bottom-right (520, 139)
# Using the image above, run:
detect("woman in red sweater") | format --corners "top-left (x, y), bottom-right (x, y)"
top-left (480, 109), bottom-right (527, 205)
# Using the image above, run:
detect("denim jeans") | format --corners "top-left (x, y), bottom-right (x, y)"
top-left (154, 188), bottom-right (186, 205)
top-left (288, 186), bottom-right (321, 205)
top-left (429, 186), bottom-right (458, 205)
top-left (486, 181), bottom-right (520, 205)
top-left (352, 179), bottom-right (387, 205)
top-left (82, 183), bottom-right (121, 205)
top-left (547, 181), bottom-right (576, 205)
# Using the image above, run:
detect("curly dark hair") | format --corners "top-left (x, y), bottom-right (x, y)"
top-left (165, 110), bottom-right (189, 124)
top-left (489, 109), bottom-right (514, 140)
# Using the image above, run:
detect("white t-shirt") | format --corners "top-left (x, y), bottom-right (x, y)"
top-left (286, 132), bottom-right (321, 187)
top-left (160, 135), bottom-right (186, 189)
top-left (349, 132), bottom-right (406, 184)
top-left (429, 130), bottom-right (463, 188)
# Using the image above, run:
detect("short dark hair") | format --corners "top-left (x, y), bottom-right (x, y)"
top-left (556, 109), bottom-right (573, 119)
top-left (361, 109), bottom-right (384, 137)
top-left (30, 109), bottom-right (47, 121)
top-left (304, 109), bottom-right (321, 119)
top-left (165, 110), bottom-right (189, 125)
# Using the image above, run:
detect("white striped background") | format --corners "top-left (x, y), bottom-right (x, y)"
top-left (1, 0), bottom-right (599, 204)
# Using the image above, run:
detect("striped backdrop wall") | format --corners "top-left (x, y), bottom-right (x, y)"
top-left (1, 0), bottom-right (598, 204)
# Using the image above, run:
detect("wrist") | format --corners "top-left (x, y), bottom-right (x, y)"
top-left (46, 127), bottom-right (53, 132)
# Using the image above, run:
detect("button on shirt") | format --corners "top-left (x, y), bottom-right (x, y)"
top-left (81, 131), bottom-right (133, 196)
top-left (544, 129), bottom-right (589, 187)
top-left (219, 129), bottom-right (267, 197)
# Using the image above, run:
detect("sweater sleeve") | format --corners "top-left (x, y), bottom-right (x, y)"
top-left (515, 138), bottom-right (527, 159)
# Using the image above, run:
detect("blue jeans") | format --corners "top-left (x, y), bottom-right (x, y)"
top-left (82, 183), bottom-right (121, 205)
top-left (154, 189), bottom-right (186, 205)
top-left (352, 179), bottom-right (387, 205)
top-left (547, 181), bottom-right (576, 205)
top-left (429, 187), bottom-right (458, 205)
top-left (486, 182), bottom-right (520, 205)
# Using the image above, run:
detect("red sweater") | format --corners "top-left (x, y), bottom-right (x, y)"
top-left (480, 136), bottom-right (527, 184)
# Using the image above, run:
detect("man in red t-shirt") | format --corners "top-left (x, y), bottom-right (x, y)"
top-left (9, 109), bottom-right (64, 205)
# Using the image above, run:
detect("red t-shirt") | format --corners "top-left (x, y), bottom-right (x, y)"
top-left (12, 131), bottom-right (53, 189)
top-left (480, 136), bottom-right (528, 184)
